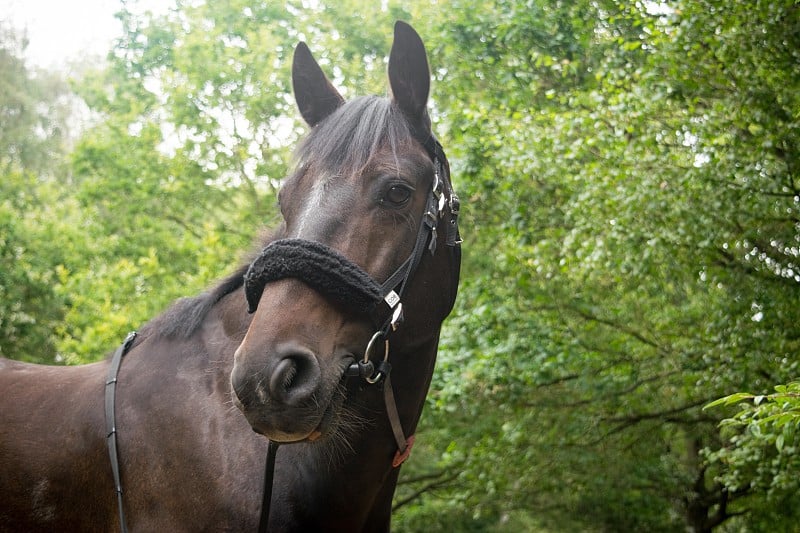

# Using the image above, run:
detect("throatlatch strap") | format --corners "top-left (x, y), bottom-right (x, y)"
top-left (105, 331), bottom-right (137, 533)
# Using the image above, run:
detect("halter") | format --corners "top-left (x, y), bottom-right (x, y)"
top-left (244, 135), bottom-right (460, 532)
top-left (244, 135), bottom-right (460, 385)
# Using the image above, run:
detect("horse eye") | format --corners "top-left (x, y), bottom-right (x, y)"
top-left (382, 185), bottom-right (413, 207)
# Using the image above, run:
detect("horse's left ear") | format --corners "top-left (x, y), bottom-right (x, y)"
top-left (388, 21), bottom-right (431, 128)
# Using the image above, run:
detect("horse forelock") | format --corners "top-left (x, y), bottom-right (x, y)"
top-left (294, 95), bottom-right (416, 180)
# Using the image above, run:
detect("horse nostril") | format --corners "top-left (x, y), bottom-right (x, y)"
top-left (269, 349), bottom-right (320, 406)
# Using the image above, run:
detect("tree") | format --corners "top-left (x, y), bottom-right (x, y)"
top-left (0, 23), bottom-right (74, 362)
top-left (3, 1), bottom-right (798, 529)
top-left (56, 0), bottom-right (433, 362)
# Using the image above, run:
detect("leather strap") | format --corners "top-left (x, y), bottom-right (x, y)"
top-left (105, 331), bottom-right (137, 533)
top-left (258, 440), bottom-right (281, 533)
top-left (384, 375), bottom-right (415, 467)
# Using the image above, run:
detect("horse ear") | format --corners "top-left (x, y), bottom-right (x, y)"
top-left (388, 21), bottom-right (431, 127)
top-left (292, 42), bottom-right (344, 127)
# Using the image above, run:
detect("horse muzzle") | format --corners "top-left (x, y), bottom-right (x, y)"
top-left (231, 342), bottom-right (348, 442)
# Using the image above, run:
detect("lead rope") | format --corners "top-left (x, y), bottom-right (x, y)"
top-left (105, 331), bottom-right (137, 533)
top-left (384, 374), bottom-right (415, 467)
top-left (258, 440), bottom-right (280, 533)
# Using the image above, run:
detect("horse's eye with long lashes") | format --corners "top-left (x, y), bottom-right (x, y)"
top-left (382, 185), bottom-right (413, 207)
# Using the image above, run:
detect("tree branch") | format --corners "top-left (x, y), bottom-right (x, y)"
top-left (393, 468), bottom-right (462, 511)
top-left (599, 397), bottom-right (719, 441)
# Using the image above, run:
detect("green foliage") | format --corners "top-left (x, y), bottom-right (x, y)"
top-left (394, 0), bottom-right (800, 530)
top-left (705, 383), bottom-right (800, 498)
top-left (0, 176), bottom-right (63, 361)
top-left (0, 25), bottom-right (74, 362)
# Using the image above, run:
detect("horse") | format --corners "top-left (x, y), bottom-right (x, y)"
top-left (0, 21), bottom-right (461, 532)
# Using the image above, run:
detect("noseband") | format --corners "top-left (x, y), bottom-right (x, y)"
top-left (243, 136), bottom-right (460, 532)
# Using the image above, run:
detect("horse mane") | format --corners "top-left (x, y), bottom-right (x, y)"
top-left (137, 228), bottom-right (281, 340)
top-left (139, 97), bottom-right (412, 342)
top-left (138, 264), bottom-right (249, 340)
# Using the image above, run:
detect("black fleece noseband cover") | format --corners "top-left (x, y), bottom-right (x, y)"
top-left (244, 238), bottom-right (384, 315)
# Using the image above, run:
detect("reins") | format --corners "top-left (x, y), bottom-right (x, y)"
top-left (105, 331), bottom-right (137, 533)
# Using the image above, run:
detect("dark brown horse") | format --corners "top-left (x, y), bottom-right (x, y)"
top-left (0, 21), bottom-right (460, 532)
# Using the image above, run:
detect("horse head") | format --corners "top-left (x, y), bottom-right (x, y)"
top-left (230, 21), bottom-right (460, 447)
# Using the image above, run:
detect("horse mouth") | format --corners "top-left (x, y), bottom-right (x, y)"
top-left (306, 389), bottom-right (342, 441)
top-left (233, 357), bottom-right (352, 444)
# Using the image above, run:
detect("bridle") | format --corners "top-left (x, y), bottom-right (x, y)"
top-left (244, 134), bottom-right (459, 392)
top-left (244, 134), bottom-right (460, 531)
top-left (104, 135), bottom-right (460, 533)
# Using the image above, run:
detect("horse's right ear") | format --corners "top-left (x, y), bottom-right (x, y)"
top-left (292, 42), bottom-right (344, 127)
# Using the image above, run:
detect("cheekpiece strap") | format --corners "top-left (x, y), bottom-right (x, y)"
top-left (422, 136), bottom-right (461, 248)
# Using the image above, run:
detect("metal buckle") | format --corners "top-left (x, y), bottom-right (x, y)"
top-left (423, 210), bottom-right (437, 230)
top-left (432, 168), bottom-right (442, 200)
top-left (432, 161), bottom-right (448, 215)
top-left (449, 193), bottom-right (460, 216)
top-left (390, 302), bottom-right (404, 331)
top-left (382, 291), bottom-right (404, 331)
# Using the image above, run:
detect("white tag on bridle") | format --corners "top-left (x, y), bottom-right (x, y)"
top-left (384, 290), bottom-right (401, 309)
